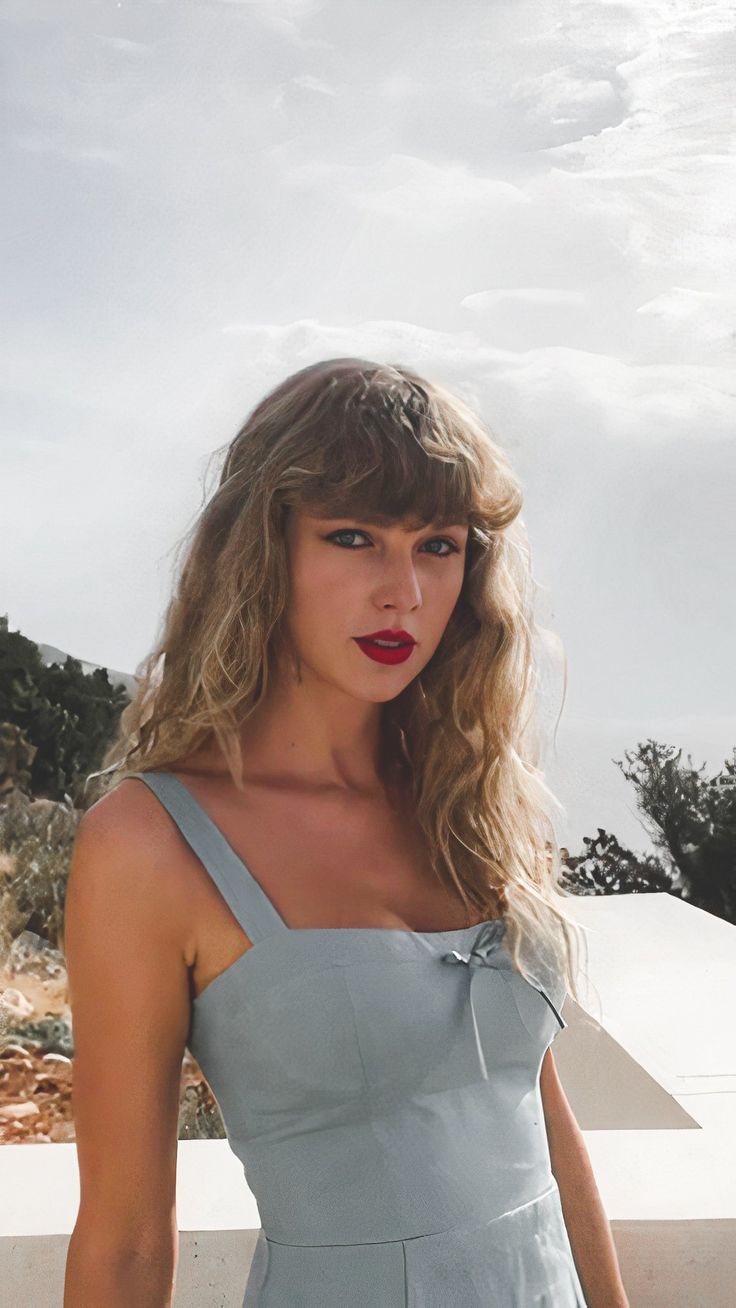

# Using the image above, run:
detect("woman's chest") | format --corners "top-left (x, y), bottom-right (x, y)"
top-left (204, 786), bottom-right (479, 932)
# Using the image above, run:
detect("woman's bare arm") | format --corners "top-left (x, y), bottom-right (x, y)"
top-left (540, 1048), bottom-right (629, 1308)
top-left (62, 783), bottom-right (194, 1308)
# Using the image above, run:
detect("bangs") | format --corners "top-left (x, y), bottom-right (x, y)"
top-left (285, 366), bottom-right (484, 530)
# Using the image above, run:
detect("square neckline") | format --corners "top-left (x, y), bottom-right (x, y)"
top-left (147, 769), bottom-right (503, 938)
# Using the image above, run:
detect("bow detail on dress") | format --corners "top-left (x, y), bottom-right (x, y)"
top-left (441, 918), bottom-right (567, 1082)
top-left (442, 917), bottom-right (508, 968)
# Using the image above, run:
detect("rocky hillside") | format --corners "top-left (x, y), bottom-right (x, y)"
top-left (0, 781), bottom-right (224, 1144)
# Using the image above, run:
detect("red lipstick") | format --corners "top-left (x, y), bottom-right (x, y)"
top-left (353, 628), bottom-right (417, 666)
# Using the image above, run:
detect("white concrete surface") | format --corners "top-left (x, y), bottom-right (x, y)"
top-left (0, 1138), bottom-right (262, 1236)
top-left (555, 892), bottom-right (736, 1222)
top-left (2, 892), bottom-right (735, 1305)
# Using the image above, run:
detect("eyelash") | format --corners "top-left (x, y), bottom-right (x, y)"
top-left (324, 529), bottom-right (460, 557)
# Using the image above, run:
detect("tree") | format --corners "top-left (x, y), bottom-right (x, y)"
top-left (562, 739), bottom-right (736, 926)
top-left (0, 617), bottom-right (129, 802)
top-left (615, 739), bottom-right (736, 923)
top-left (561, 827), bottom-right (674, 897)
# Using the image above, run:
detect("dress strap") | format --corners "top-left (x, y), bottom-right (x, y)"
top-left (125, 770), bottom-right (288, 944)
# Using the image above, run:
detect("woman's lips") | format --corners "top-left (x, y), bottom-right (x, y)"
top-left (353, 637), bottom-right (416, 665)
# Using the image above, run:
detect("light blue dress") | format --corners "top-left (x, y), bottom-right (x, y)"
top-left (128, 770), bottom-right (587, 1307)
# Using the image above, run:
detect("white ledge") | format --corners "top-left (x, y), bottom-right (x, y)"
top-left (2, 893), bottom-right (735, 1233)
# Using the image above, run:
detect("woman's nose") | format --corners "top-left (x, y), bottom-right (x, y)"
top-left (373, 561), bottom-right (422, 611)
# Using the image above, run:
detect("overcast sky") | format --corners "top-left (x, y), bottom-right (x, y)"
top-left (2, 0), bottom-right (734, 852)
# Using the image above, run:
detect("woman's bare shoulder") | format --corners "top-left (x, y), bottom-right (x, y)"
top-left (79, 774), bottom-right (183, 860)
top-left (81, 772), bottom-right (167, 829)
top-left (68, 776), bottom-right (196, 952)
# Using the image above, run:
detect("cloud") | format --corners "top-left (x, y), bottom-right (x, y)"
top-left (636, 288), bottom-right (736, 363)
top-left (510, 66), bottom-right (622, 130)
top-left (290, 73), bottom-right (339, 97)
top-left (216, 318), bottom-right (735, 445)
top-left (463, 289), bottom-right (588, 310)
top-left (282, 153), bottom-right (530, 214)
top-left (91, 34), bottom-right (154, 57)
top-left (12, 133), bottom-right (125, 167)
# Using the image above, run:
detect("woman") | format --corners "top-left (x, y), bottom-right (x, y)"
top-left (63, 358), bottom-right (628, 1306)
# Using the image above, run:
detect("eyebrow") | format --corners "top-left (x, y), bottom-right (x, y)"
top-left (321, 513), bottom-right (468, 532)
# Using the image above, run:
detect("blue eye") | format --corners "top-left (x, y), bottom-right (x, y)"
top-left (423, 538), bottom-right (458, 557)
top-left (326, 530), bottom-right (368, 548)
top-left (325, 529), bottom-right (459, 557)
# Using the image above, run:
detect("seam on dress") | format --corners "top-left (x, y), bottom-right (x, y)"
top-left (263, 1182), bottom-right (562, 1248)
top-left (341, 971), bottom-right (371, 1092)
top-left (500, 966), bottom-right (558, 1041)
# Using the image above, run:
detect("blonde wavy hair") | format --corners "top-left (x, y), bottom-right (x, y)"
top-left (89, 357), bottom-right (587, 1005)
